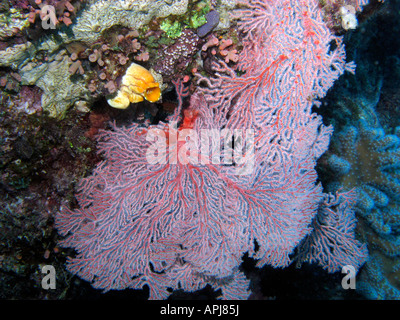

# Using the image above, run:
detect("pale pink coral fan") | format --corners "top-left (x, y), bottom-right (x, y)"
top-left (56, 0), bottom-right (369, 299)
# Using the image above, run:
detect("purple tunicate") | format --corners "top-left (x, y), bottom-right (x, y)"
top-left (197, 10), bottom-right (220, 38)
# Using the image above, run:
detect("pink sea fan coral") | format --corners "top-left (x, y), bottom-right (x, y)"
top-left (56, 0), bottom-right (369, 299)
top-left (56, 93), bottom-right (252, 299)
top-left (296, 191), bottom-right (368, 272)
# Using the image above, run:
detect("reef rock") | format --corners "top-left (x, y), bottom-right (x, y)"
top-left (19, 50), bottom-right (91, 118)
top-left (0, 0), bottom-right (190, 118)
top-left (71, 0), bottom-right (189, 45)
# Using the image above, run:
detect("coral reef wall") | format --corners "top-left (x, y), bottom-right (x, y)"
top-left (3, 0), bottom-right (397, 300)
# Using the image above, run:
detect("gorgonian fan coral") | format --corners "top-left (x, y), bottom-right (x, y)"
top-left (56, 0), bottom-right (369, 299)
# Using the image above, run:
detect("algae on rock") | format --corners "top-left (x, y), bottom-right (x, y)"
top-left (21, 52), bottom-right (91, 118)
top-left (0, 0), bottom-right (190, 118)
top-left (71, 0), bottom-right (190, 45)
